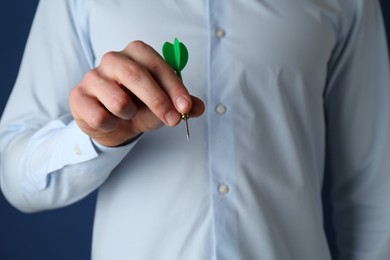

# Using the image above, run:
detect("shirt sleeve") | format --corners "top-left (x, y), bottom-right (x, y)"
top-left (324, 0), bottom-right (390, 258)
top-left (0, 0), bottom-right (138, 213)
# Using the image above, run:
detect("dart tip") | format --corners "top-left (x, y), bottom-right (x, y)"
top-left (182, 114), bottom-right (190, 142)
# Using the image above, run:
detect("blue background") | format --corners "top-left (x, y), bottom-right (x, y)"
top-left (0, 1), bottom-right (389, 259)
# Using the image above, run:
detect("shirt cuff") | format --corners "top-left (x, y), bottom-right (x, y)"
top-left (91, 134), bottom-right (143, 154)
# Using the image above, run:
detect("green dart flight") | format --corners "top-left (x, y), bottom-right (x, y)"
top-left (162, 38), bottom-right (189, 80)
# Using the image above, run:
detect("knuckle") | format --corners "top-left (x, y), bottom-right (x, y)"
top-left (110, 94), bottom-right (131, 114)
top-left (149, 95), bottom-right (169, 113)
top-left (89, 110), bottom-right (112, 131)
top-left (69, 87), bottom-right (79, 101)
top-left (69, 86), bottom-right (86, 107)
top-left (126, 40), bottom-right (147, 52)
top-left (68, 89), bottom-right (78, 110)
top-left (101, 51), bottom-right (119, 65)
top-left (121, 63), bottom-right (145, 83)
top-left (82, 69), bottom-right (100, 84)
top-left (150, 59), bottom-right (167, 75)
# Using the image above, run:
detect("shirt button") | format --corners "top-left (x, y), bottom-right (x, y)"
top-left (215, 28), bottom-right (226, 38)
top-left (74, 146), bottom-right (81, 156)
top-left (215, 104), bottom-right (227, 115)
top-left (218, 184), bottom-right (229, 195)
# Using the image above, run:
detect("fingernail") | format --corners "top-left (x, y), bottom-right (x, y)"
top-left (165, 110), bottom-right (180, 126)
top-left (176, 96), bottom-right (190, 113)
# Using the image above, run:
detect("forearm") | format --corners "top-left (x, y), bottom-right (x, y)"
top-left (0, 116), bottom-right (137, 213)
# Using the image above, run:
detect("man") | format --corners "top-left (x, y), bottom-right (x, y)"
top-left (1, 0), bottom-right (390, 259)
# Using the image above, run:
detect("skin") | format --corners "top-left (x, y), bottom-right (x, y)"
top-left (69, 41), bottom-right (205, 147)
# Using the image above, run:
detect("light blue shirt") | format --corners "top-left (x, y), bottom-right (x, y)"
top-left (1, 0), bottom-right (390, 259)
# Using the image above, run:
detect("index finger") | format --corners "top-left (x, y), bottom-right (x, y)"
top-left (98, 52), bottom-right (180, 126)
top-left (123, 41), bottom-right (193, 114)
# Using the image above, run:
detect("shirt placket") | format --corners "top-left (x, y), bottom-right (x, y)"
top-left (207, 1), bottom-right (239, 259)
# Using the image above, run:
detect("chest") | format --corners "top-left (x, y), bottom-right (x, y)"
top-left (88, 0), bottom-right (341, 67)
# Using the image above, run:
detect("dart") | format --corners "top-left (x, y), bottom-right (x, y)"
top-left (162, 38), bottom-right (190, 141)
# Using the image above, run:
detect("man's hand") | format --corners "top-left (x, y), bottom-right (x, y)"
top-left (69, 41), bottom-right (205, 147)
